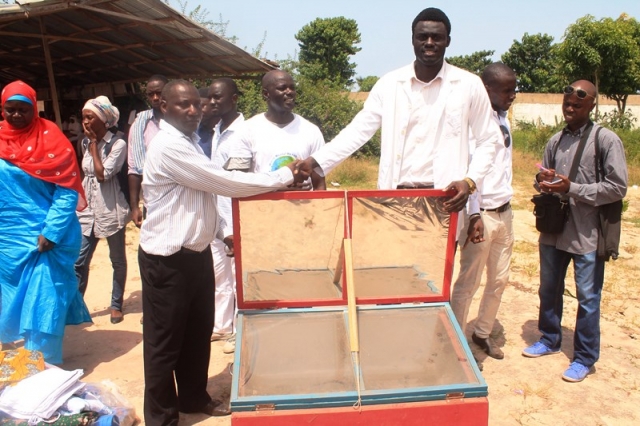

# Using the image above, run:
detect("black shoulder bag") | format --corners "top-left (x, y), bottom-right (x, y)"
top-left (532, 122), bottom-right (594, 234)
top-left (594, 127), bottom-right (623, 261)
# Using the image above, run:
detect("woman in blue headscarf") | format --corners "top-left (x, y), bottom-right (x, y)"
top-left (0, 81), bottom-right (92, 364)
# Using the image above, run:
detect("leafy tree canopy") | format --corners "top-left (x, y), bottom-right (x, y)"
top-left (557, 14), bottom-right (640, 113)
top-left (356, 76), bottom-right (379, 92)
top-left (295, 17), bottom-right (362, 89)
top-left (446, 50), bottom-right (494, 76)
top-left (502, 33), bottom-right (562, 93)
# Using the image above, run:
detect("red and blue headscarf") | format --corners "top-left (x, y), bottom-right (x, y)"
top-left (0, 81), bottom-right (86, 210)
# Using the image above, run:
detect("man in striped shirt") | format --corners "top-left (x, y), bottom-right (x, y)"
top-left (138, 80), bottom-right (302, 425)
top-left (128, 74), bottom-right (168, 228)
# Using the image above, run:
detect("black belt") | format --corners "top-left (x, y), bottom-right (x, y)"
top-left (481, 201), bottom-right (511, 213)
top-left (179, 247), bottom-right (204, 255)
top-left (397, 184), bottom-right (434, 189)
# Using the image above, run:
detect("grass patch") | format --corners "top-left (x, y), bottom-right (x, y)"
top-left (513, 126), bottom-right (640, 185)
top-left (513, 240), bottom-right (537, 255)
top-left (326, 157), bottom-right (379, 189)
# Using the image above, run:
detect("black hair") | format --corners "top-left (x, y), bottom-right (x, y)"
top-left (261, 70), bottom-right (292, 90)
top-left (481, 62), bottom-right (516, 86)
top-left (412, 8), bottom-right (451, 35)
top-left (148, 74), bottom-right (169, 84)
top-left (160, 79), bottom-right (194, 100)
top-left (198, 87), bottom-right (210, 98)
top-left (211, 77), bottom-right (240, 96)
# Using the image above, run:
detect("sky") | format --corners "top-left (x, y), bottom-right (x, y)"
top-left (169, 0), bottom-right (639, 79)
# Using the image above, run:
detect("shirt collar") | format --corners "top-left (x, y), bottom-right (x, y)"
top-left (563, 122), bottom-right (590, 138)
top-left (197, 123), bottom-right (215, 135)
top-left (214, 113), bottom-right (245, 135)
top-left (151, 108), bottom-right (162, 122)
top-left (411, 61), bottom-right (446, 85)
top-left (159, 119), bottom-right (201, 144)
top-left (101, 130), bottom-right (114, 144)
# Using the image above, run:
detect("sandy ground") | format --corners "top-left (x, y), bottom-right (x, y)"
top-left (58, 183), bottom-right (640, 426)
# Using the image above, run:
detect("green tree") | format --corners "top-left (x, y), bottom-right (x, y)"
top-left (446, 50), bottom-right (494, 76)
top-left (295, 17), bottom-right (362, 89)
top-left (235, 79), bottom-right (266, 119)
top-left (502, 33), bottom-right (561, 93)
top-left (557, 14), bottom-right (640, 114)
top-left (293, 79), bottom-right (380, 157)
top-left (356, 76), bottom-right (379, 92)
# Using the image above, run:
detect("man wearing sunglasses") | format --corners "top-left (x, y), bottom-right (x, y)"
top-left (451, 63), bottom-right (516, 366)
top-left (523, 80), bottom-right (628, 383)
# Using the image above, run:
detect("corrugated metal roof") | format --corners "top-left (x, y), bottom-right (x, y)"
top-left (0, 0), bottom-right (274, 91)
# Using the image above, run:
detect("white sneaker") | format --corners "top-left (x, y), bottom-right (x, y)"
top-left (222, 335), bottom-right (236, 354)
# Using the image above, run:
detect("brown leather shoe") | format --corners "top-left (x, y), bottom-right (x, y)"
top-left (199, 400), bottom-right (230, 417)
top-left (110, 309), bottom-right (124, 324)
top-left (472, 332), bottom-right (504, 359)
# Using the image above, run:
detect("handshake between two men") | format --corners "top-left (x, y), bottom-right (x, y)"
top-left (290, 156), bottom-right (474, 214)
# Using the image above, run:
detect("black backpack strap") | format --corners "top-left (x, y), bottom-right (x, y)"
top-left (551, 121), bottom-right (594, 177)
top-left (551, 135), bottom-right (562, 169)
top-left (567, 121), bottom-right (594, 182)
top-left (103, 132), bottom-right (121, 157)
top-left (81, 137), bottom-right (89, 155)
top-left (593, 126), bottom-right (603, 183)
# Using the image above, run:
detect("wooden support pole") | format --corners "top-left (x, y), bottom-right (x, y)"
top-left (39, 17), bottom-right (62, 128)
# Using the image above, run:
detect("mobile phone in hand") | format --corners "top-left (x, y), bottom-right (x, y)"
top-left (548, 177), bottom-right (562, 184)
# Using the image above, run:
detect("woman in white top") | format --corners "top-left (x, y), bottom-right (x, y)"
top-left (74, 96), bottom-right (131, 324)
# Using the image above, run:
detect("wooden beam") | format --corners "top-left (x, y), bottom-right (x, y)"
top-left (39, 17), bottom-right (62, 128)
top-left (71, 3), bottom-right (195, 31)
top-left (0, 30), bottom-right (123, 47)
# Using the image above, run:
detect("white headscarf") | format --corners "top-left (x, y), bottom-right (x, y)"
top-left (83, 96), bottom-right (120, 128)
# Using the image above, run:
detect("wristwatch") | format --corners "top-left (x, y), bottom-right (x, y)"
top-left (463, 177), bottom-right (477, 194)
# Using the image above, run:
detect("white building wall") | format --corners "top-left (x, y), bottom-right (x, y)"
top-left (510, 93), bottom-right (640, 129)
top-left (348, 93), bottom-right (640, 129)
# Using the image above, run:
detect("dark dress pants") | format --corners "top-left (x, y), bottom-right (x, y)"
top-left (139, 245), bottom-right (215, 426)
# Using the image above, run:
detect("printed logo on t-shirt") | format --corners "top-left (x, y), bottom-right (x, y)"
top-left (270, 154), bottom-right (297, 171)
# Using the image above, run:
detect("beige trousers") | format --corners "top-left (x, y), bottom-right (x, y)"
top-left (450, 208), bottom-right (514, 338)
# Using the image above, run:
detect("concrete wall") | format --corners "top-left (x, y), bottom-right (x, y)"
top-left (348, 92), bottom-right (640, 129)
top-left (510, 93), bottom-right (640, 129)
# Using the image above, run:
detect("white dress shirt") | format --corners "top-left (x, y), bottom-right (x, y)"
top-left (140, 120), bottom-right (293, 256)
top-left (211, 113), bottom-right (245, 238)
top-left (399, 66), bottom-right (445, 185)
top-left (311, 61), bottom-right (499, 191)
top-left (468, 110), bottom-right (513, 214)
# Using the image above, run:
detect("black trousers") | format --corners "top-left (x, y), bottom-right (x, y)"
top-left (139, 246), bottom-right (215, 426)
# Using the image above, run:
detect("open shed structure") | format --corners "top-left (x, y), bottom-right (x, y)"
top-left (0, 0), bottom-right (274, 124)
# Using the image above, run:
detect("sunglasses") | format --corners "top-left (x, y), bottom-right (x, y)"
top-left (564, 85), bottom-right (595, 100)
top-left (500, 124), bottom-right (511, 148)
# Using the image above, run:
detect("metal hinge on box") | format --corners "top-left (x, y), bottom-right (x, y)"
top-left (446, 392), bottom-right (465, 400)
top-left (255, 403), bottom-right (275, 411)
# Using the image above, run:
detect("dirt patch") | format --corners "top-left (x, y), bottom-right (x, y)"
top-left (54, 183), bottom-right (640, 425)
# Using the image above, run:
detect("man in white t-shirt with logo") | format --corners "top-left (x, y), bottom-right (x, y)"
top-left (227, 70), bottom-right (326, 190)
